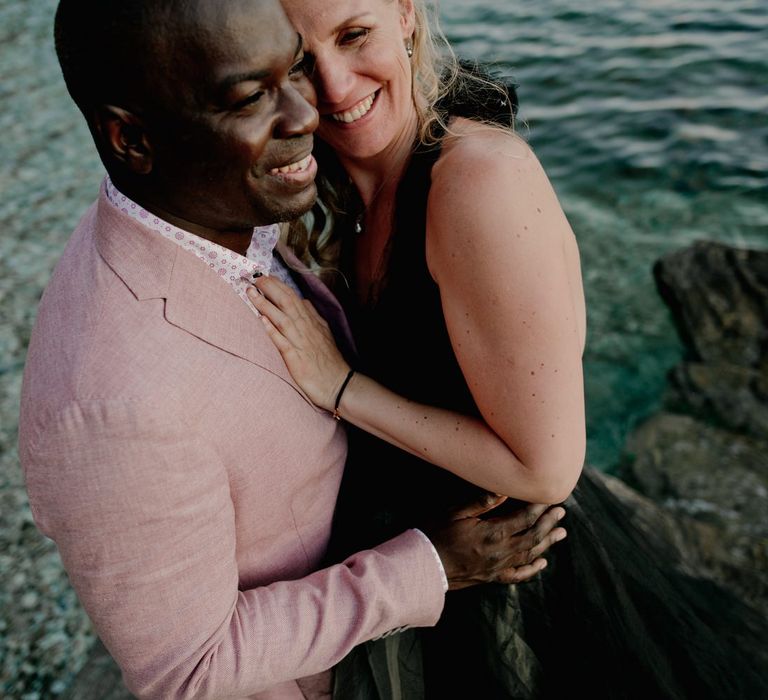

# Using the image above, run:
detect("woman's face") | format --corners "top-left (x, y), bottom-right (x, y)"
top-left (281, 0), bottom-right (416, 164)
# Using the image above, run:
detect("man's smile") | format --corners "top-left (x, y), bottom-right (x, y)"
top-left (269, 152), bottom-right (314, 175)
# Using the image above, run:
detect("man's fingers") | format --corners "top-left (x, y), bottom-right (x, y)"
top-left (487, 506), bottom-right (566, 568)
top-left (437, 503), bottom-right (568, 590)
top-left (526, 506), bottom-right (566, 543)
top-left (495, 558), bottom-right (548, 585)
top-left (450, 492), bottom-right (508, 520)
top-left (524, 525), bottom-right (567, 562)
top-left (484, 502), bottom-right (550, 533)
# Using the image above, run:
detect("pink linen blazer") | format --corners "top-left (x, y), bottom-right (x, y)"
top-left (18, 188), bottom-right (446, 700)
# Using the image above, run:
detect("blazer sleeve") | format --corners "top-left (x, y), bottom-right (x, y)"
top-left (21, 399), bottom-right (446, 700)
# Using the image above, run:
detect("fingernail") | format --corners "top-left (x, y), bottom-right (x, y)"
top-left (555, 529), bottom-right (567, 541)
top-left (557, 508), bottom-right (566, 520)
top-left (539, 559), bottom-right (548, 569)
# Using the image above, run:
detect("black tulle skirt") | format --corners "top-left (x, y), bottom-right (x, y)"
top-left (331, 469), bottom-right (768, 699)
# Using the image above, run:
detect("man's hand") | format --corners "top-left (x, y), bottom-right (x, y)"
top-left (427, 495), bottom-right (566, 590)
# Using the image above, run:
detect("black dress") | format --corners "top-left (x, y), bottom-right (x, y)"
top-left (327, 77), bottom-right (768, 699)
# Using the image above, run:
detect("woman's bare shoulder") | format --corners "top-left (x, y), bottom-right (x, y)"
top-left (436, 118), bottom-right (533, 179)
top-left (431, 120), bottom-right (552, 215)
top-left (429, 118), bottom-right (567, 244)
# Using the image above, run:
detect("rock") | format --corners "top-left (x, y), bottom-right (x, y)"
top-left (620, 240), bottom-right (768, 623)
top-left (591, 469), bottom-right (737, 578)
top-left (623, 413), bottom-right (768, 533)
top-left (620, 412), bottom-right (768, 615)
top-left (666, 362), bottom-right (768, 440)
top-left (653, 241), bottom-right (768, 371)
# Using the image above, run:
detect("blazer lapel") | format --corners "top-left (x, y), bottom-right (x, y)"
top-left (163, 251), bottom-right (298, 384)
top-left (93, 189), bottom-right (300, 389)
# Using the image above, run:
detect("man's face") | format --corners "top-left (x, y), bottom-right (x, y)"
top-left (142, 0), bottom-right (319, 230)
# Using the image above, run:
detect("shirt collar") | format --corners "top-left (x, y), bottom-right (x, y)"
top-left (103, 176), bottom-right (294, 306)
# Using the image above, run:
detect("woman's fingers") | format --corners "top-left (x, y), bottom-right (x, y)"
top-left (302, 298), bottom-right (331, 329)
top-left (246, 286), bottom-right (295, 336)
top-left (252, 275), bottom-right (304, 316)
top-left (259, 314), bottom-right (294, 354)
top-left (245, 278), bottom-right (351, 411)
top-left (246, 279), bottom-right (331, 346)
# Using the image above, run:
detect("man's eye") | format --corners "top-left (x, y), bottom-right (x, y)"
top-left (290, 54), bottom-right (314, 78)
top-left (233, 91), bottom-right (264, 110)
top-left (339, 28), bottom-right (369, 46)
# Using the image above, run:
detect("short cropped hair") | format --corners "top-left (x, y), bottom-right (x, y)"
top-left (54, 0), bottom-right (171, 116)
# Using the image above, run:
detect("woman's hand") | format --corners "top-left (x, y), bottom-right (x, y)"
top-left (246, 276), bottom-right (351, 412)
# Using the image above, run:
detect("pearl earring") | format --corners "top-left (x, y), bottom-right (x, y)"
top-left (405, 38), bottom-right (414, 58)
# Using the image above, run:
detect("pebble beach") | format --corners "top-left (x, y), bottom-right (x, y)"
top-left (1, 0), bottom-right (104, 696)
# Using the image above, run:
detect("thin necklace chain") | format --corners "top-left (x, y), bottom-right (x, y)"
top-left (352, 167), bottom-right (405, 236)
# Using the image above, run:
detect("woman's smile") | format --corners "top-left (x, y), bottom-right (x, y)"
top-left (282, 0), bottom-right (417, 165)
top-left (329, 91), bottom-right (378, 124)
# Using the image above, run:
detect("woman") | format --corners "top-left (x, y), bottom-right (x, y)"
top-left (248, 1), bottom-right (768, 697)
top-left (255, 0), bottom-right (585, 512)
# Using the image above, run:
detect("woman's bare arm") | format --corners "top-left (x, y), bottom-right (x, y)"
top-left (426, 127), bottom-right (586, 502)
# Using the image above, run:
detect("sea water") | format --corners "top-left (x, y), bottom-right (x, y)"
top-left (441, 0), bottom-right (768, 468)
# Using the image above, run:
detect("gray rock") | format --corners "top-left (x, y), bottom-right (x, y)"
top-left (653, 241), bottom-right (768, 371)
top-left (619, 241), bottom-right (768, 621)
top-left (623, 413), bottom-right (768, 533)
top-left (593, 468), bottom-right (768, 620)
top-left (592, 469), bottom-right (736, 577)
top-left (620, 412), bottom-right (768, 614)
top-left (666, 361), bottom-right (768, 440)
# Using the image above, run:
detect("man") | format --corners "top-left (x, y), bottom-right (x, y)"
top-left (19, 1), bottom-right (564, 698)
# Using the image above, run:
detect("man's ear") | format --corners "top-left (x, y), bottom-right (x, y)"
top-left (94, 105), bottom-right (153, 175)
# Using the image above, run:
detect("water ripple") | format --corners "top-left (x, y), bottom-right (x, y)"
top-left (441, 0), bottom-right (768, 466)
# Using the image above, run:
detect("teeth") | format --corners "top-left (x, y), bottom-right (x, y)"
top-left (331, 93), bottom-right (375, 123)
top-left (270, 154), bottom-right (312, 175)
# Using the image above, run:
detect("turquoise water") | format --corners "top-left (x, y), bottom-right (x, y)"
top-left (442, 0), bottom-right (768, 468)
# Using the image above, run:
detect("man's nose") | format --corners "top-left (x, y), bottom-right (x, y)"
top-left (276, 80), bottom-right (319, 138)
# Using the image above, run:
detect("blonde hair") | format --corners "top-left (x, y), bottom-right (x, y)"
top-left (410, 1), bottom-right (514, 145)
top-left (286, 0), bottom-right (514, 282)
